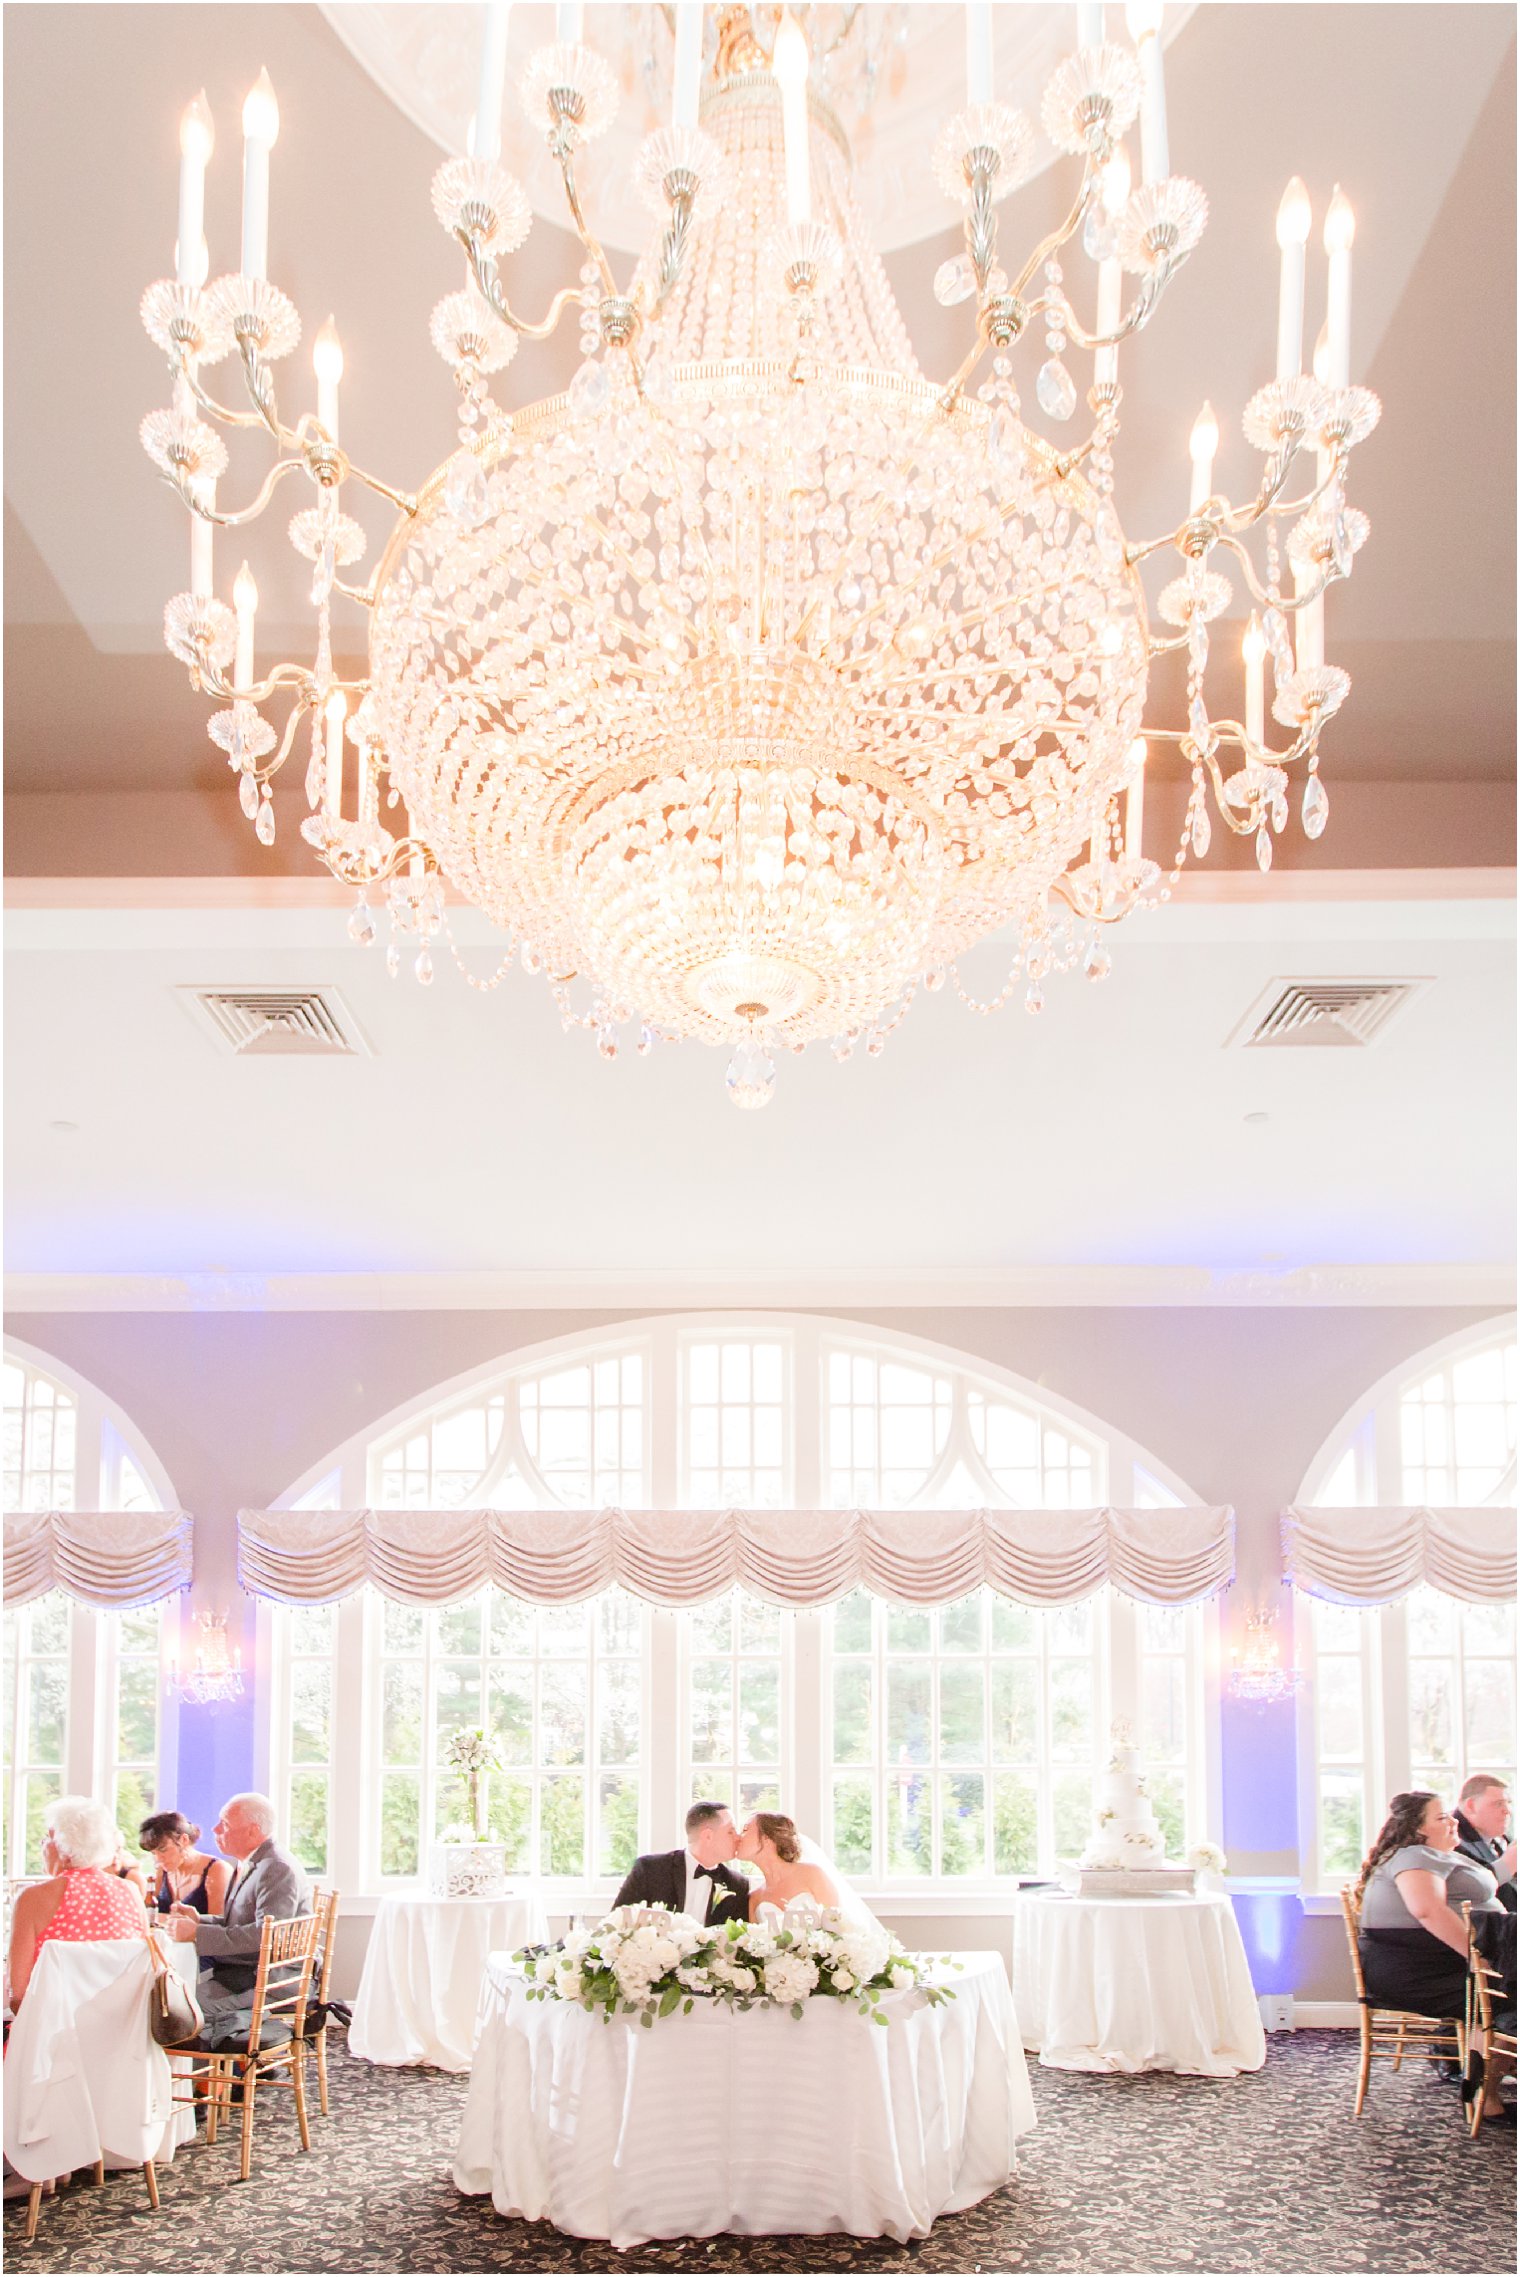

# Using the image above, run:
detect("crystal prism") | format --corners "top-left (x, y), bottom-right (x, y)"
top-left (569, 358), bottom-right (612, 416)
top-left (1083, 205), bottom-right (1117, 263)
top-left (443, 455), bottom-right (489, 528)
top-left (933, 254), bottom-right (977, 308)
top-left (238, 771), bottom-right (260, 821)
top-left (1255, 825), bottom-right (1273, 873)
top-left (415, 948), bottom-right (434, 985)
top-left (1301, 773), bottom-right (1329, 839)
top-left (1036, 358), bottom-right (1077, 422)
top-left (348, 901), bottom-right (376, 946)
top-left (255, 797), bottom-right (276, 846)
top-left (725, 1038), bottom-right (776, 1110)
top-left (1189, 801), bottom-right (1211, 858)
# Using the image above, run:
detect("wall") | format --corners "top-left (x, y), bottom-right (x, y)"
top-left (8, 1299), bottom-right (1507, 2005)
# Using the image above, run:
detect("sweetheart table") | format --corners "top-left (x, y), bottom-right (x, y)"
top-left (452, 1949), bottom-right (1035, 2246)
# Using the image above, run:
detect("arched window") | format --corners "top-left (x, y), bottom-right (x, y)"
top-left (1295, 1319), bottom-right (1518, 1891)
top-left (266, 1315), bottom-right (1214, 1903)
top-left (2, 1342), bottom-right (179, 1874)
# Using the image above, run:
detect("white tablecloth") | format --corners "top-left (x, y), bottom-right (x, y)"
top-left (350, 1891), bottom-right (550, 2071)
top-left (453, 1949), bottom-right (1035, 2247)
top-left (1012, 1890), bottom-right (1267, 2076)
top-left (2, 1938), bottom-right (197, 2182)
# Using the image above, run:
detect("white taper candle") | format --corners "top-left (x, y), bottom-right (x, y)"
top-left (240, 69), bottom-right (279, 280)
top-left (966, 3), bottom-right (994, 104)
top-left (556, 1), bottom-right (583, 42)
top-left (1077, 2), bottom-right (1105, 49)
top-left (177, 93), bottom-right (214, 288)
top-left (1125, 1), bottom-right (1167, 184)
top-left (1093, 146), bottom-right (1129, 387)
top-left (233, 561), bottom-right (258, 689)
top-left (1242, 612), bottom-right (1265, 747)
top-left (773, 10), bottom-right (811, 229)
top-left (673, 3), bottom-right (702, 129)
top-left (474, 4), bottom-right (512, 162)
top-left (1124, 737), bottom-right (1147, 860)
top-left (1188, 400), bottom-right (1217, 512)
top-left (313, 317), bottom-right (343, 444)
top-left (324, 691), bottom-right (347, 819)
top-left (1324, 185), bottom-right (1354, 389)
top-left (1274, 177), bottom-right (1311, 381)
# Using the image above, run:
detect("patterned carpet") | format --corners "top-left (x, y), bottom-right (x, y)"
top-left (6, 2032), bottom-right (1512, 2275)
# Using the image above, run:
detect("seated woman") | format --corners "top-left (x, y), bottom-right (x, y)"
top-left (108, 1831), bottom-right (151, 1904)
top-left (1355, 1788), bottom-right (1513, 2122)
top-left (7, 1796), bottom-right (149, 2007)
top-left (137, 1810), bottom-right (230, 1918)
top-left (735, 1813), bottom-right (840, 1919)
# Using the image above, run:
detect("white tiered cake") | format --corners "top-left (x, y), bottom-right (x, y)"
top-left (1077, 1723), bottom-right (1196, 1895)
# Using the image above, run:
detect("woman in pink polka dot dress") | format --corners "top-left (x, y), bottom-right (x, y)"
top-left (8, 1796), bottom-right (148, 2007)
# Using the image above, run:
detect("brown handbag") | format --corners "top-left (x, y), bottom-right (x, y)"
top-left (144, 1929), bottom-right (204, 2046)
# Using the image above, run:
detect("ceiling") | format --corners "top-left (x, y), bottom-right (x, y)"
top-left (4, 894), bottom-right (1512, 1279)
top-left (3, 5), bottom-right (1515, 1292)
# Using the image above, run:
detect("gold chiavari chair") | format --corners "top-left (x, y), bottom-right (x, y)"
top-left (166, 1910), bottom-right (321, 2182)
top-left (299, 1885), bottom-right (342, 2120)
top-left (1339, 1887), bottom-right (1465, 2116)
top-left (1463, 1901), bottom-right (1517, 2137)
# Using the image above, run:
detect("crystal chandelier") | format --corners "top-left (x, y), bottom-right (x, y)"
top-left (141, 2), bottom-right (1377, 1108)
top-left (1227, 1608), bottom-right (1306, 1709)
top-left (167, 1609), bottom-right (245, 1707)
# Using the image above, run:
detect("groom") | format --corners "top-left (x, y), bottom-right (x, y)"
top-left (611, 1800), bottom-right (751, 1926)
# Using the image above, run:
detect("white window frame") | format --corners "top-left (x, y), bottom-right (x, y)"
top-left (265, 1313), bottom-right (1220, 1911)
top-left (2, 1340), bottom-right (179, 1875)
top-left (1295, 1317), bottom-right (1518, 1899)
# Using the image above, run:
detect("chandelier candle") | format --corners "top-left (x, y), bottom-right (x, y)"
top-left (1274, 176), bottom-right (1311, 380)
top-left (239, 68), bottom-right (278, 280)
top-left (140, 3), bottom-right (1379, 1104)
top-left (473, 3), bottom-right (512, 164)
top-left (1077, 3), bottom-right (1105, 50)
top-left (176, 92), bottom-right (213, 287)
top-left (1125, 0), bottom-right (1167, 182)
top-left (1323, 185), bottom-right (1354, 387)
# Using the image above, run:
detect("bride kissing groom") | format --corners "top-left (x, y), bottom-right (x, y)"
top-left (612, 1800), bottom-right (846, 1926)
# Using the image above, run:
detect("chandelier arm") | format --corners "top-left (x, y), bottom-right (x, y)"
top-left (647, 189), bottom-right (694, 321)
top-left (1045, 269), bottom-right (1166, 355)
top-left (167, 455), bottom-right (307, 526)
top-left (182, 366), bottom-right (287, 435)
top-left (556, 148), bottom-right (621, 306)
top-left (1006, 172), bottom-right (1098, 305)
top-left (458, 234), bottom-right (584, 341)
top-left (331, 577), bottom-right (377, 608)
top-left (194, 658), bottom-right (317, 710)
top-left (1256, 454), bottom-right (1347, 521)
top-left (236, 333), bottom-right (286, 444)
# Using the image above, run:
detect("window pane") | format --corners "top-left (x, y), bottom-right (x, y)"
top-left (115, 1663), bottom-right (159, 1764)
top-left (939, 1596), bottom-right (984, 1655)
top-left (833, 1775), bottom-right (873, 1874)
top-left (382, 1664), bottom-right (424, 1764)
top-left (1048, 1660), bottom-right (1092, 1761)
top-left (833, 1663), bottom-right (873, 1764)
top-left (437, 1600), bottom-right (482, 1657)
top-left (113, 1768), bottom-right (154, 1838)
top-left (598, 1661), bottom-right (641, 1766)
top-left (490, 1667), bottom-right (533, 1765)
top-left (886, 1606), bottom-right (930, 1654)
top-left (993, 1771), bottom-right (1038, 1874)
top-left (289, 1771), bottom-right (329, 1873)
top-left (383, 1602), bottom-right (425, 1655)
top-left (598, 1772), bottom-right (640, 1876)
top-left (886, 1665), bottom-right (932, 1766)
top-left (1149, 1768), bottom-right (1185, 1857)
top-left (940, 1772), bottom-right (985, 1876)
top-left (380, 1772), bottom-right (421, 1878)
top-left (886, 1771), bottom-right (931, 1875)
top-left (938, 1664), bottom-right (985, 1765)
top-left (541, 1775), bottom-right (585, 1875)
top-left (488, 1775), bottom-right (532, 1869)
top-left (1408, 1663), bottom-right (1455, 1767)
top-left (289, 1665), bottom-right (331, 1766)
top-left (689, 1662), bottom-right (730, 1765)
top-left (1317, 1657), bottom-right (1363, 1761)
top-left (1320, 1774), bottom-right (1363, 1877)
top-left (738, 1663), bottom-right (779, 1762)
top-left (1052, 1771), bottom-right (1092, 1868)
top-left (27, 1663), bottom-right (68, 1763)
top-left (833, 1589), bottom-right (873, 1655)
top-left (1141, 1659), bottom-right (1186, 1766)
top-left (990, 1661), bottom-right (1038, 1764)
top-left (540, 1665), bottom-right (588, 1766)
top-left (1465, 1660), bottom-right (1515, 1766)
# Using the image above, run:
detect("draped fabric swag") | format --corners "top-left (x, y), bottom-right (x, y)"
top-left (236, 1505), bottom-right (1236, 1609)
top-left (1280, 1505), bottom-right (1517, 1606)
top-left (2, 1510), bottom-right (194, 1607)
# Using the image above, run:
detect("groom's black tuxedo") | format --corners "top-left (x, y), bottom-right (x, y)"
top-left (612, 1849), bottom-right (750, 1926)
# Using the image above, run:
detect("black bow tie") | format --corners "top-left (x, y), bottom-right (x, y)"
top-left (692, 1864), bottom-right (717, 1880)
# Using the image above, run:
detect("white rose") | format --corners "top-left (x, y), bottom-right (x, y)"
top-left (764, 1953), bottom-right (820, 2006)
top-left (832, 1968), bottom-right (855, 1992)
top-left (889, 1964), bottom-right (914, 1991)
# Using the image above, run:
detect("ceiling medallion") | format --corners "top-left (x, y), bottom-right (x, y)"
top-left (142, 4), bottom-right (1376, 1108)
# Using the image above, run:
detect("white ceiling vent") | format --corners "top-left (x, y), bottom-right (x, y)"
top-left (1230, 978), bottom-right (1429, 1051)
top-left (179, 987), bottom-right (371, 1058)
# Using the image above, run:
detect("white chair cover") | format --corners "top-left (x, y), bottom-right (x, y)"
top-left (2, 1938), bottom-right (190, 2181)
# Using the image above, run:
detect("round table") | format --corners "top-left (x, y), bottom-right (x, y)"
top-left (453, 1950), bottom-right (1036, 2246)
top-left (350, 1890), bottom-right (549, 2072)
top-left (1011, 1889), bottom-right (1266, 2077)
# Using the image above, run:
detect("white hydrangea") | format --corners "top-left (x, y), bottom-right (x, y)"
top-left (763, 1951), bottom-right (820, 2006)
top-left (889, 1963), bottom-right (915, 1991)
top-left (839, 1927), bottom-right (890, 1984)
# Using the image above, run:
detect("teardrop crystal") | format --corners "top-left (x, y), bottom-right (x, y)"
top-left (1190, 801), bottom-right (1212, 858)
top-left (1083, 205), bottom-right (1117, 264)
top-left (414, 948), bottom-right (434, 985)
top-left (238, 771), bottom-right (260, 820)
top-left (1036, 357), bottom-right (1077, 423)
top-left (347, 901), bottom-right (376, 947)
top-left (933, 254), bottom-right (978, 308)
top-left (255, 797), bottom-right (276, 846)
top-left (569, 357), bottom-right (612, 416)
top-left (443, 454), bottom-right (489, 528)
top-left (1255, 825), bottom-right (1273, 873)
top-left (1084, 942), bottom-right (1111, 983)
top-left (1301, 772), bottom-right (1330, 839)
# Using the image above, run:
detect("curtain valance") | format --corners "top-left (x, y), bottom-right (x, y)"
top-left (1281, 1505), bottom-right (1517, 1606)
top-left (236, 1505), bottom-right (1235, 1609)
top-left (2, 1510), bottom-right (194, 1608)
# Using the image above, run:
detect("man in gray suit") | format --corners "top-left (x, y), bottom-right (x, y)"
top-left (167, 1790), bottom-right (311, 2024)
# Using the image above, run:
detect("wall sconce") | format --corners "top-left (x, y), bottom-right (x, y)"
top-left (168, 1610), bottom-right (244, 1706)
top-left (1228, 1608), bottom-right (1305, 1708)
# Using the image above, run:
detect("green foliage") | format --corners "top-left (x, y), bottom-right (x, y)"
top-left (1149, 1770), bottom-right (1186, 1858)
top-left (113, 1768), bottom-right (154, 1843)
top-left (993, 1772), bottom-right (1038, 1874)
top-left (1321, 1780), bottom-right (1363, 1876)
top-left (540, 1775), bottom-right (586, 1875)
top-left (380, 1771), bottom-right (420, 1878)
top-left (832, 1776), bottom-right (873, 1875)
top-left (289, 1770), bottom-right (329, 1872)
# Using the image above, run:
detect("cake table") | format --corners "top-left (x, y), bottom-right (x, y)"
top-left (1011, 1889), bottom-right (1266, 2077)
top-left (350, 1888), bottom-right (549, 2071)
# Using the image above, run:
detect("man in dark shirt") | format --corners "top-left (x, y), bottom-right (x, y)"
top-left (1455, 1774), bottom-right (1516, 1914)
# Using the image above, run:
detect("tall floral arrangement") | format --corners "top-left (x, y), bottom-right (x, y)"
top-left (443, 1726), bottom-right (501, 1840)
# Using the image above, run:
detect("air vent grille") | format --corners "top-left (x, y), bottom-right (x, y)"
top-left (179, 987), bottom-right (370, 1058)
top-left (1233, 978), bottom-right (1427, 1051)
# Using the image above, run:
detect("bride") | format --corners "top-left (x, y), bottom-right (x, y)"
top-left (733, 1812), bottom-right (880, 1930)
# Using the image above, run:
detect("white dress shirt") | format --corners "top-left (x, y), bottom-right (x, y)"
top-left (682, 1850), bottom-right (716, 1924)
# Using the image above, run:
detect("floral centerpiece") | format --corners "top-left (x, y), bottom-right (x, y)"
top-left (519, 1904), bottom-right (955, 2029)
top-left (1187, 1841), bottom-right (1228, 1880)
top-left (443, 1725), bottom-right (500, 1841)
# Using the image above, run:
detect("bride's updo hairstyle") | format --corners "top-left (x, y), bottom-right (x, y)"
top-left (753, 1812), bottom-right (801, 1863)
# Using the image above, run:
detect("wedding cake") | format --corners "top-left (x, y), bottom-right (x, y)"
top-left (1077, 1722), bottom-right (1196, 1895)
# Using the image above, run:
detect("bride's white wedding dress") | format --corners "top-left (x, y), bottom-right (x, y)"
top-left (752, 1834), bottom-right (884, 1934)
